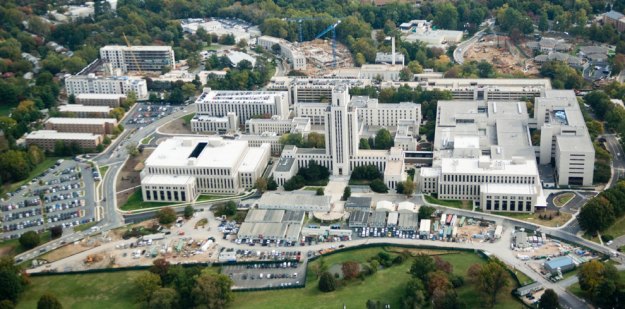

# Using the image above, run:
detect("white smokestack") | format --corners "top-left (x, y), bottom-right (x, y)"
top-left (392, 36), bottom-right (396, 65)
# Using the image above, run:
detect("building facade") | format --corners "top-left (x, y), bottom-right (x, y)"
top-left (74, 94), bottom-right (126, 108)
top-left (100, 45), bottom-right (175, 73)
top-left (57, 104), bottom-right (113, 118)
top-left (25, 130), bottom-right (102, 152)
top-left (257, 36), bottom-right (306, 71)
top-left (65, 74), bottom-right (148, 99)
top-left (44, 118), bottom-right (117, 135)
top-left (192, 88), bottom-right (290, 124)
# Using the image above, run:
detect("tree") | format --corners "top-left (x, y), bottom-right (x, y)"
top-left (37, 292), bottom-right (63, 309)
top-left (375, 128), bottom-right (394, 150)
top-left (342, 187), bottom-right (351, 201)
top-left (50, 226), bottom-right (62, 238)
top-left (181, 83), bottom-right (196, 97)
top-left (476, 258), bottom-right (511, 307)
top-left (370, 179), bottom-right (388, 193)
top-left (267, 176), bottom-right (278, 191)
top-left (419, 205), bottom-right (436, 219)
top-left (102, 136), bottom-right (112, 145)
top-left (149, 258), bottom-right (172, 287)
top-left (0, 300), bottom-right (14, 309)
top-left (410, 253), bottom-right (436, 282)
top-left (578, 196), bottom-right (615, 232)
top-left (183, 206), bottom-right (194, 219)
top-left (319, 272), bottom-right (337, 292)
top-left (359, 138), bottom-right (370, 149)
top-left (577, 260), bottom-right (605, 296)
top-left (427, 271), bottom-right (453, 296)
top-left (477, 62), bottom-right (494, 78)
top-left (403, 179), bottom-right (416, 197)
top-left (192, 271), bottom-right (235, 309)
top-left (434, 255), bottom-right (453, 274)
top-left (150, 288), bottom-right (178, 309)
top-left (254, 177), bottom-right (267, 193)
top-left (155, 207), bottom-right (177, 224)
top-left (0, 270), bottom-right (23, 303)
top-left (132, 272), bottom-right (162, 308)
top-left (538, 289), bottom-right (559, 309)
top-left (341, 260), bottom-right (360, 280)
top-left (316, 188), bottom-right (325, 196)
top-left (399, 67), bottom-right (412, 81)
top-left (226, 201), bottom-right (237, 216)
top-left (396, 182), bottom-right (405, 194)
top-left (126, 144), bottom-right (139, 157)
top-left (19, 231), bottom-right (40, 250)
top-left (538, 14), bottom-right (550, 33)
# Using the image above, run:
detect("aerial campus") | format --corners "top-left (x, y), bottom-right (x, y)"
top-left (4, 1), bottom-right (625, 309)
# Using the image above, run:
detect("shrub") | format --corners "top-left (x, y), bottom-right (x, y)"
top-left (601, 235), bottom-right (615, 242)
top-left (155, 207), bottom-right (177, 224)
top-left (19, 231), bottom-right (40, 249)
top-left (319, 272), bottom-right (337, 292)
top-left (370, 179), bottom-right (388, 193)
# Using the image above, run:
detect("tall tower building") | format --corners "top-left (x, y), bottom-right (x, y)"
top-left (324, 85), bottom-right (359, 175)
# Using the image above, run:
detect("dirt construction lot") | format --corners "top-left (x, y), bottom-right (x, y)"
top-left (466, 46), bottom-right (524, 75)
top-left (115, 149), bottom-right (153, 207)
top-left (159, 118), bottom-right (216, 135)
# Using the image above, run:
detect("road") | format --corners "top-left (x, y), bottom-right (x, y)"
top-left (453, 19), bottom-right (495, 64)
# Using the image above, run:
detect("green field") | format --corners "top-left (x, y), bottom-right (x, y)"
top-left (598, 215), bottom-right (625, 239)
top-left (3, 157), bottom-right (61, 194)
top-left (140, 136), bottom-right (154, 145)
top-left (99, 166), bottom-right (109, 177)
top-left (0, 104), bottom-right (17, 117)
top-left (203, 45), bottom-right (219, 50)
top-left (195, 193), bottom-right (244, 202)
top-left (181, 112), bottom-right (196, 125)
top-left (73, 221), bottom-right (97, 232)
top-left (16, 271), bottom-right (142, 309)
top-left (424, 194), bottom-right (470, 209)
top-left (0, 231), bottom-right (51, 257)
top-left (119, 189), bottom-right (178, 211)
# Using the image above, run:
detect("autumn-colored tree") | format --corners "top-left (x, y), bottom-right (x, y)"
top-left (341, 260), bottom-right (360, 280)
top-left (426, 271), bottom-right (453, 297)
top-left (434, 255), bottom-right (453, 274)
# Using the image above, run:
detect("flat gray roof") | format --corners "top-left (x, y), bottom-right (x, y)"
top-left (275, 157), bottom-right (296, 172)
top-left (350, 211), bottom-right (369, 224)
top-left (238, 222), bottom-right (288, 238)
top-left (283, 210), bottom-right (305, 223)
top-left (286, 223), bottom-right (302, 239)
top-left (345, 197), bottom-right (372, 209)
top-left (398, 213), bottom-right (419, 228)
top-left (370, 212), bottom-right (386, 225)
top-left (244, 209), bottom-right (285, 223)
top-left (258, 193), bottom-right (331, 208)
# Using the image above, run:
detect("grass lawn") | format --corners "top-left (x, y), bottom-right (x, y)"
top-left (554, 193), bottom-right (574, 206)
top-left (491, 210), bottom-right (571, 228)
top-left (99, 166), bottom-right (109, 177)
top-left (568, 269), bottom-right (625, 304)
top-left (181, 112), bottom-right (196, 125)
top-left (119, 189), bottom-right (178, 211)
top-left (0, 231), bottom-right (52, 257)
top-left (424, 194), bottom-right (471, 210)
top-left (348, 179), bottom-right (372, 185)
top-left (140, 136), bottom-right (154, 145)
top-left (73, 221), bottom-right (97, 232)
top-left (196, 193), bottom-right (245, 202)
top-left (582, 232), bottom-right (602, 244)
top-left (562, 268), bottom-right (580, 280)
top-left (597, 215), bottom-right (625, 239)
top-left (16, 271), bottom-right (142, 309)
top-left (3, 157), bottom-right (61, 194)
top-left (0, 104), bottom-right (17, 117)
top-left (303, 187), bottom-right (324, 192)
top-left (203, 45), bottom-right (219, 50)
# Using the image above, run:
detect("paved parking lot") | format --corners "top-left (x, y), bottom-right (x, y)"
top-left (224, 262), bottom-right (305, 290)
top-left (1, 159), bottom-right (98, 240)
top-left (124, 103), bottom-right (184, 128)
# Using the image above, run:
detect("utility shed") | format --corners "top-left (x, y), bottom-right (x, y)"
top-left (244, 209), bottom-right (285, 223)
top-left (283, 210), bottom-right (306, 224)
top-left (370, 212), bottom-right (386, 228)
top-left (515, 232), bottom-right (528, 246)
top-left (349, 211), bottom-right (369, 228)
top-left (285, 223), bottom-right (302, 242)
top-left (544, 257), bottom-right (575, 273)
top-left (398, 213), bottom-right (419, 231)
top-left (516, 282), bottom-right (543, 296)
top-left (387, 212), bottom-right (399, 227)
top-left (218, 251), bottom-right (237, 262)
top-left (419, 219), bottom-right (431, 235)
top-left (345, 197), bottom-right (373, 211)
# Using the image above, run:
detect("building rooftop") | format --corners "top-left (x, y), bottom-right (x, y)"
top-left (239, 222), bottom-right (288, 238)
top-left (544, 256), bottom-right (574, 268)
top-left (376, 201), bottom-right (394, 212)
top-left (441, 158), bottom-right (538, 176)
top-left (141, 175), bottom-right (195, 185)
top-left (75, 94), bottom-right (127, 99)
top-left (481, 183), bottom-right (537, 195)
top-left (46, 118), bottom-right (117, 125)
top-left (345, 197), bottom-right (372, 209)
top-left (274, 157), bottom-right (296, 172)
top-left (286, 223), bottom-right (302, 239)
top-left (375, 52), bottom-right (405, 63)
top-left (26, 130), bottom-right (100, 140)
top-left (556, 135), bottom-right (594, 153)
top-left (420, 168), bottom-right (441, 177)
top-left (387, 212), bottom-right (399, 225)
top-left (58, 105), bottom-right (113, 113)
top-left (226, 51), bottom-right (256, 67)
top-left (605, 10), bottom-right (625, 20)
top-left (398, 201), bottom-right (416, 213)
top-left (101, 45), bottom-right (173, 51)
top-left (283, 210), bottom-right (305, 223)
top-left (195, 89), bottom-right (288, 105)
top-left (350, 211), bottom-right (369, 225)
top-left (238, 146), bottom-right (269, 173)
top-left (244, 209), bottom-right (285, 223)
top-left (398, 213), bottom-right (419, 228)
top-left (370, 212), bottom-right (386, 225)
top-left (384, 160), bottom-right (403, 176)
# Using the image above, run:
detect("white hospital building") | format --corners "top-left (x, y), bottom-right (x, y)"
top-left (140, 137), bottom-right (270, 202)
top-left (65, 74), bottom-right (148, 100)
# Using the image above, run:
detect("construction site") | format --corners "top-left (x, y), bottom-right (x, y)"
top-left (464, 35), bottom-right (538, 75)
top-left (298, 39), bottom-right (353, 76)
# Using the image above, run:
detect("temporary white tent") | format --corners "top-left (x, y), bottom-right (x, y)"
top-left (375, 200), bottom-right (394, 212)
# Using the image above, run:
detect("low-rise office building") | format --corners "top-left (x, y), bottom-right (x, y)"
top-left (246, 117), bottom-right (310, 135)
top-left (193, 88), bottom-right (290, 124)
top-left (45, 118), bottom-right (118, 135)
top-left (141, 175), bottom-right (198, 203)
top-left (370, 212), bottom-right (386, 228)
top-left (26, 130), bottom-right (102, 152)
top-left (244, 209), bottom-right (285, 223)
top-left (387, 212), bottom-right (399, 227)
top-left (272, 157), bottom-right (298, 187)
top-left (190, 113), bottom-right (239, 134)
top-left (65, 74), bottom-right (148, 99)
top-left (74, 94), bottom-right (126, 108)
top-left (238, 222), bottom-right (288, 241)
top-left (57, 104), bottom-right (113, 118)
top-left (283, 210), bottom-right (306, 225)
top-left (344, 197), bottom-right (373, 211)
top-left (141, 136), bottom-right (270, 198)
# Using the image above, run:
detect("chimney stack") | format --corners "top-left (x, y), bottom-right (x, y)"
top-left (392, 36), bottom-right (396, 65)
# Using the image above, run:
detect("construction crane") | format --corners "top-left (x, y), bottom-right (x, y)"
top-left (282, 17), bottom-right (342, 44)
top-left (122, 32), bottom-right (144, 76)
top-left (315, 21), bottom-right (341, 69)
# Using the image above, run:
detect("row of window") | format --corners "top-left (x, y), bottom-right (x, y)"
top-left (443, 174), bottom-right (535, 185)
top-left (485, 200), bottom-right (532, 212)
top-left (146, 189), bottom-right (188, 202)
top-left (147, 167), bottom-right (232, 176)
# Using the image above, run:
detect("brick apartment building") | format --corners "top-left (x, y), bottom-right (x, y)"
top-left (74, 94), bottom-right (126, 108)
top-left (58, 104), bottom-right (113, 118)
top-left (44, 118), bottom-right (118, 135)
top-left (26, 130), bottom-right (102, 152)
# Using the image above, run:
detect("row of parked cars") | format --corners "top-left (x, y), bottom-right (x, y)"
top-left (45, 200), bottom-right (84, 213)
top-left (3, 228), bottom-right (45, 240)
top-left (47, 210), bottom-right (81, 223)
top-left (37, 183), bottom-right (81, 196)
top-left (44, 191), bottom-right (81, 204)
top-left (2, 198), bottom-right (42, 211)
top-left (3, 217), bottom-right (45, 232)
top-left (42, 175), bottom-right (78, 186)
top-left (3, 208), bottom-right (42, 221)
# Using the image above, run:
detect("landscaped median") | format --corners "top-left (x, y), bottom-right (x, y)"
top-left (118, 188), bottom-right (256, 213)
top-left (553, 193), bottom-right (574, 207)
top-left (423, 193), bottom-right (473, 210)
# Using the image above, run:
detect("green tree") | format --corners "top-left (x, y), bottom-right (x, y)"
top-left (126, 144), bottom-right (139, 157)
top-left (419, 205), bottom-right (437, 219)
top-left (399, 67), bottom-right (412, 81)
top-left (225, 201), bottom-right (237, 216)
top-left (183, 206), bottom-right (194, 218)
top-left (477, 62), bottom-right (494, 78)
top-left (132, 272), bottom-right (161, 308)
top-left (410, 253), bottom-right (436, 282)
top-left (254, 177), bottom-right (267, 193)
top-left (0, 300), bottom-right (14, 309)
top-left (155, 207), bottom-right (177, 224)
top-left (342, 186), bottom-right (351, 200)
top-left (319, 272), bottom-right (337, 292)
top-left (150, 288), bottom-right (178, 309)
top-left (578, 196), bottom-right (615, 232)
top-left (538, 14), bottom-right (550, 33)
top-left (181, 83), bottom-right (196, 97)
top-left (50, 226), bottom-right (62, 238)
top-left (538, 289), bottom-right (559, 309)
top-left (403, 179), bottom-right (416, 197)
top-left (192, 271), bottom-right (235, 309)
top-left (267, 176), bottom-right (278, 191)
top-left (359, 138), bottom-right (370, 149)
top-left (102, 136), bottom-right (112, 145)
top-left (0, 270), bottom-right (23, 303)
top-left (37, 292), bottom-right (63, 309)
top-left (476, 258), bottom-right (511, 307)
top-left (370, 179), bottom-right (388, 193)
top-left (375, 128), bottom-right (394, 150)
top-left (19, 231), bottom-right (40, 249)
top-left (577, 260), bottom-right (605, 297)
top-left (316, 188), bottom-right (325, 195)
